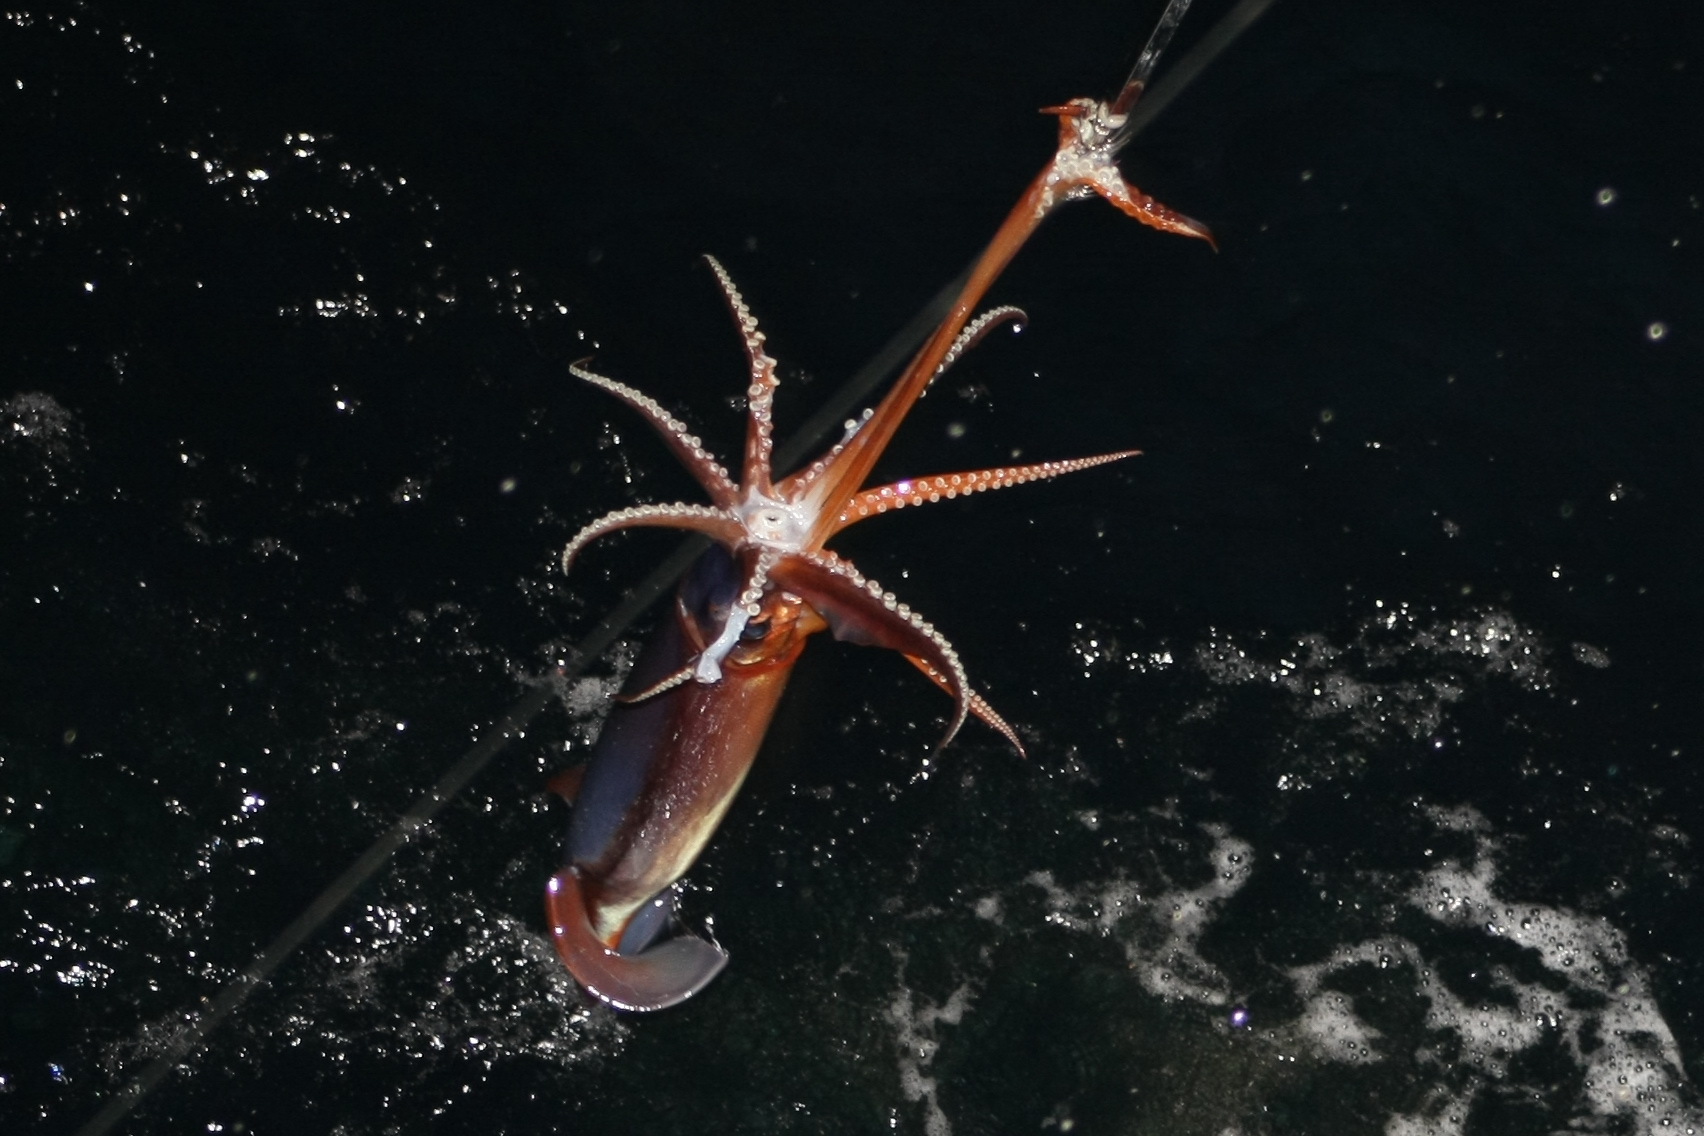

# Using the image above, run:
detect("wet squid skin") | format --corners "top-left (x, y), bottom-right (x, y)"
top-left (547, 82), bottom-right (1214, 1010)
top-left (548, 547), bottom-right (807, 1011)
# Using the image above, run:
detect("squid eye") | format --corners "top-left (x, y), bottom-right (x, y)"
top-left (740, 616), bottom-right (772, 643)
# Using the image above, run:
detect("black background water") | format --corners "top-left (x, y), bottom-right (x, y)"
top-left (3, 1), bottom-right (1702, 1132)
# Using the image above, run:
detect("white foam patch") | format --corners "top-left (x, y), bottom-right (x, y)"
top-left (884, 954), bottom-right (974, 1136)
top-left (1024, 869), bottom-right (1141, 936)
top-left (853, 600), bottom-right (1697, 1133)
top-left (1408, 807), bottom-right (1695, 1128)
top-left (1131, 830), bottom-right (1253, 1003)
top-left (1191, 606), bottom-right (1552, 748)
top-left (1026, 827), bottom-right (1254, 1003)
top-left (1383, 1108), bottom-right (1465, 1136)
top-left (1000, 794), bottom-right (1698, 1134)
top-left (564, 674), bottom-right (619, 718)
top-left (1282, 806), bottom-right (1702, 1134)
top-left (535, 641), bottom-right (633, 750)
top-left (1295, 988), bottom-right (1382, 1062)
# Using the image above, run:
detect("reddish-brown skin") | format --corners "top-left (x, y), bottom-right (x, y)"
top-left (574, 596), bottom-right (815, 944)
top-left (545, 552), bottom-right (823, 1010)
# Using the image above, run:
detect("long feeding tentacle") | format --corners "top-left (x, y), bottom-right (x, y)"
top-left (778, 302), bottom-right (1030, 501)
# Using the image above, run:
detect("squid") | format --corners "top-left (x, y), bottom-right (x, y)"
top-left (546, 81), bottom-right (1214, 1011)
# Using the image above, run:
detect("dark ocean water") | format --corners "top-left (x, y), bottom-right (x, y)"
top-left (3, 1), bottom-right (1702, 1132)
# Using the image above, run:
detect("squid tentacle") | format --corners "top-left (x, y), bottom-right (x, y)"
top-left (1040, 99), bottom-right (1217, 247)
top-left (904, 654), bottom-right (1027, 758)
top-left (703, 255), bottom-right (784, 499)
top-left (570, 361), bottom-right (740, 508)
top-left (767, 551), bottom-right (975, 751)
top-left (833, 449), bottom-right (1141, 534)
top-left (561, 503), bottom-right (741, 576)
top-left (932, 305), bottom-right (1028, 388)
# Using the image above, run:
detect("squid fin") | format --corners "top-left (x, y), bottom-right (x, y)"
top-left (545, 869), bottom-right (728, 1012)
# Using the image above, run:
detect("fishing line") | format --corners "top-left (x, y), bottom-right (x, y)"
top-left (1117, 0), bottom-right (1278, 146)
top-left (72, 4), bottom-right (1276, 1131)
top-left (1124, 0), bottom-right (1197, 100)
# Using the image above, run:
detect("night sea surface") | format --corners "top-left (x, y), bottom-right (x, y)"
top-left (3, 0), bottom-right (1702, 1132)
